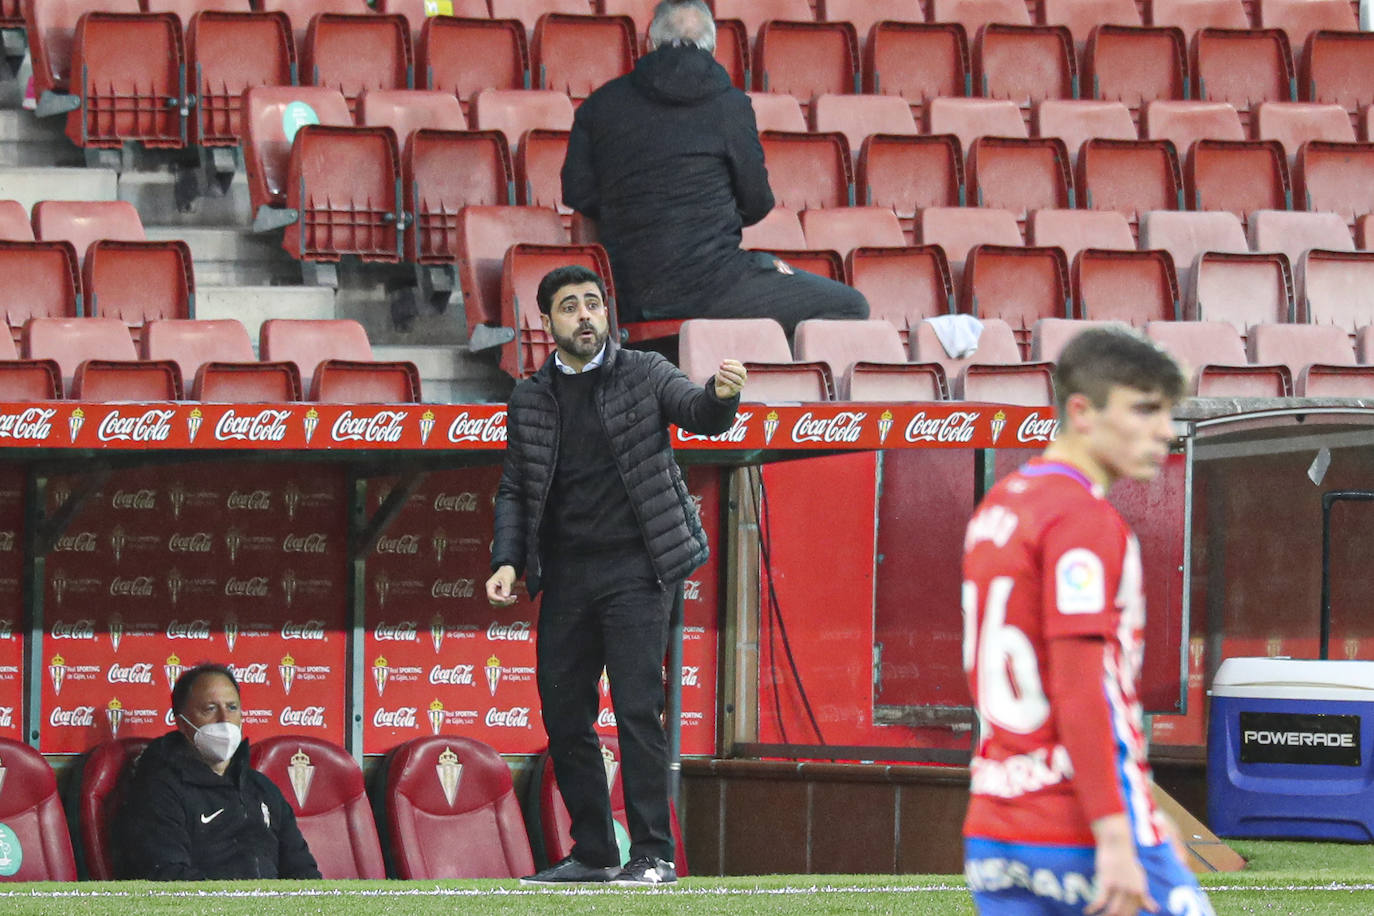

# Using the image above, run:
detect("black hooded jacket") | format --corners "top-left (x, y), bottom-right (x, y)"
top-left (116, 730), bottom-right (321, 880)
top-left (562, 45), bottom-right (774, 322)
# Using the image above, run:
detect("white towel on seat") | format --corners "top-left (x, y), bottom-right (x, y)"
top-left (927, 314), bottom-right (984, 359)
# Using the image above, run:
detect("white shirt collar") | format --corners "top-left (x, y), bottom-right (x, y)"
top-left (554, 344), bottom-right (607, 375)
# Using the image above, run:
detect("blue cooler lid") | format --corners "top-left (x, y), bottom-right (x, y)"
top-left (1213, 657), bottom-right (1374, 701)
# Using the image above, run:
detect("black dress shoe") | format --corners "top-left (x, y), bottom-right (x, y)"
top-left (609, 855), bottom-right (677, 886)
top-left (519, 855), bottom-right (619, 885)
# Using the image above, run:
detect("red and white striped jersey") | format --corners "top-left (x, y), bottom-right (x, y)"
top-left (961, 458), bottom-right (1167, 848)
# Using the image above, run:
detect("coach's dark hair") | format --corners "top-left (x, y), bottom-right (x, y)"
top-left (536, 265), bottom-right (606, 315)
top-left (1052, 327), bottom-right (1185, 415)
top-left (171, 663), bottom-right (240, 715)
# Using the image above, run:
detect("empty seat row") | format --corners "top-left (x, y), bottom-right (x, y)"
top-left (0, 317), bottom-right (421, 403)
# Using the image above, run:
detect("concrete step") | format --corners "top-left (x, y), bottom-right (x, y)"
top-left (146, 226), bottom-right (302, 287)
top-left (372, 344), bottom-right (514, 405)
top-left (0, 166), bottom-right (116, 211)
top-left (119, 168), bottom-right (253, 229)
top-left (0, 110), bottom-right (85, 167)
top-left (192, 287), bottom-right (337, 347)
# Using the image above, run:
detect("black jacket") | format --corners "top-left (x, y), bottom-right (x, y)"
top-left (116, 731), bottom-right (321, 881)
top-left (491, 342), bottom-right (739, 596)
top-left (562, 45), bottom-right (774, 322)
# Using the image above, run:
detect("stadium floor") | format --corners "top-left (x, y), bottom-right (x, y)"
top-left (4, 842), bottom-right (1373, 916)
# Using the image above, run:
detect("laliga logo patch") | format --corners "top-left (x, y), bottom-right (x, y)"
top-left (1055, 548), bottom-right (1105, 615)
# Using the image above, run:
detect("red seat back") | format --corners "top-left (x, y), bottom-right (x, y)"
top-left (801, 206), bottom-right (906, 255)
top-left (490, 0), bottom-right (588, 35)
top-left (713, 0), bottom-right (814, 41)
top-left (1185, 139), bottom-right (1292, 221)
top-left (66, 11), bottom-right (185, 150)
top-left (1042, 0), bottom-right (1141, 49)
top-left (85, 240), bottom-right (195, 326)
top-left (359, 88), bottom-right (466, 144)
top-left (303, 13), bottom-right (412, 118)
top-left (964, 244), bottom-right (1072, 353)
top-left (863, 22), bottom-right (969, 126)
top-left (1073, 248), bottom-right (1181, 324)
top-left (1149, 0), bottom-right (1250, 35)
top-left (1083, 24), bottom-right (1189, 113)
top-left (76, 737), bottom-right (151, 881)
top-left (384, 735), bottom-right (535, 879)
top-left (260, 318), bottom-right (373, 389)
top-left (0, 241), bottom-right (82, 334)
top-left (1258, 0), bottom-right (1356, 57)
top-left (1192, 27), bottom-right (1295, 119)
top-left (259, 0), bottom-right (367, 53)
top-left (143, 318), bottom-right (255, 383)
top-left (420, 16), bottom-right (530, 119)
top-left (1148, 318), bottom-right (1293, 396)
top-left (406, 130), bottom-right (515, 263)
top-left (1143, 99), bottom-right (1245, 153)
top-left (846, 245), bottom-right (955, 343)
top-left (22, 316), bottom-right (137, 389)
top-left (927, 97), bottom-right (1026, 152)
top-left (819, 0), bottom-right (925, 49)
top-left (812, 93), bottom-right (917, 161)
top-left (472, 89), bottom-right (575, 156)
top-left (194, 362), bottom-right (302, 402)
top-left (249, 735), bottom-right (386, 879)
top-left (759, 131), bottom-right (853, 209)
top-left (0, 737), bottom-right (78, 881)
top-left (1028, 208), bottom-right (1135, 261)
top-left (457, 205), bottom-right (567, 331)
top-left (1302, 31), bottom-right (1374, 117)
top-left (967, 136), bottom-right (1074, 220)
top-left (286, 124), bottom-right (403, 262)
top-left (243, 86), bottom-right (353, 211)
top-left (974, 24), bottom-right (1077, 110)
top-left (24, 0), bottom-right (142, 96)
top-left (532, 14), bottom-right (637, 102)
top-left (516, 129), bottom-right (572, 214)
top-left (189, 11), bottom-right (296, 148)
top-left (1294, 140), bottom-right (1374, 225)
top-left (32, 200), bottom-right (145, 267)
top-left (311, 360), bottom-right (422, 402)
top-left (755, 20), bottom-right (860, 102)
top-left (747, 92), bottom-right (807, 132)
top-left (381, 0), bottom-right (489, 42)
top-left (1076, 138), bottom-right (1186, 225)
top-left (858, 134), bottom-right (963, 224)
top-left (0, 200), bottom-right (32, 242)
top-left (1033, 99), bottom-right (1135, 161)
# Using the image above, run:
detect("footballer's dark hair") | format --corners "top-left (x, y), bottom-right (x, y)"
top-left (536, 265), bottom-right (606, 315)
top-left (171, 663), bottom-right (240, 715)
top-left (1052, 326), bottom-right (1185, 415)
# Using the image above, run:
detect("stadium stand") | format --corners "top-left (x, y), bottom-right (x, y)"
top-left (22, 316), bottom-right (179, 400)
top-left (0, 737), bottom-right (78, 880)
top-left (69, 737), bottom-right (150, 881)
top-left (456, 205), bottom-right (567, 352)
top-left (142, 318), bottom-right (302, 402)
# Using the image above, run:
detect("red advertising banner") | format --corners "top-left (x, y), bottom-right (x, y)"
top-left (0, 467), bottom-right (23, 742)
top-left (0, 402), bottom-right (1054, 452)
top-left (41, 464), bottom-right (349, 754)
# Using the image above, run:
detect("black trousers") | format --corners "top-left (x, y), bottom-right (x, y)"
top-left (537, 550), bottom-right (674, 866)
top-left (696, 251), bottom-right (870, 336)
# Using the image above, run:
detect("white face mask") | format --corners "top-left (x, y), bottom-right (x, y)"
top-left (180, 714), bottom-right (242, 765)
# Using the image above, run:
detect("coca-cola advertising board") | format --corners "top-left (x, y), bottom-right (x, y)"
top-left (0, 468), bottom-right (24, 741)
top-left (41, 464), bottom-right (348, 754)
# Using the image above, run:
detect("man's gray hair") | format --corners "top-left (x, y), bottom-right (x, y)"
top-left (648, 0), bottom-right (716, 52)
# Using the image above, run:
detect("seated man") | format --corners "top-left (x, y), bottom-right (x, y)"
top-left (116, 663), bottom-right (321, 880)
top-left (562, 0), bottom-right (869, 335)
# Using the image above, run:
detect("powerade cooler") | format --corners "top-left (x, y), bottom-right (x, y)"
top-left (1207, 657), bottom-right (1374, 841)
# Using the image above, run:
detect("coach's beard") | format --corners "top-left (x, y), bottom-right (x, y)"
top-left (554, 321), bottom-right (608, 361)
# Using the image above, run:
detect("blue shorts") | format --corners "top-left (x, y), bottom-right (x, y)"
top-left (964, 837), bottom-right (1215, 915)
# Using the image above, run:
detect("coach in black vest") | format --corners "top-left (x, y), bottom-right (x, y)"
top-left (487, 264), bottom-right (744, 886)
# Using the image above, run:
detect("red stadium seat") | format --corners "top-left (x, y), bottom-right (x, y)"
top-left (1142, 99), bottom-right (1245, 153)
top-left (0, 240), bottom-right (82, 337)
top-left (1030, 316), bottom-right (1129, 361)
top-left (22, 315), bottom-right (179, 399)
top-left (713, 18), bottom-right (751, 90)
top-left (1192, 250), bottom-right (1296, 328)
top-left (966, 136), bottom-right (1074, 222)
top-left (1185, 139), bottom-right (1291, 222)
top-left (818, 0), bottom-right (925, 48)
top-left (679, 318), bottom-right (832, 401)
top-left (759, 131), bottom-right (854, 210)
top-left (242, 85), bottom-right (353, 217)
top-left (532, 14), bottom-right (637, 103)
top-left (1145, 319), bottom-right (1292, 395)
top-left (359, 88), bottom-right (466, 142)
top-left (516, 128), bottom-right (571, 217)
top-left (1077, 138), bottom-right (1185, 226)
top-left (141, 318), bottom-right (254, 384)
top-left (31, 200), bottom-right (145, 266)
top-left (1029, 208), bottom-right (1135, 262)
top-left (260, 317), bottom-right (418, 401)
top-left (740, 210), bottom-right (846, 283)
top-left (187, 10), bottom-right (296, 150)
top-left (302, 13), bottom-right (412, 118)
top-left (863, 22), bottom-right (970, 126)
top-left (382, 736), bottom-right (536, 880)
top-left (1191, 27), bottom-right (1296, 124)
top-left (194, 362), bottom-right (302, 401)
top-left (250, 735), bottom-right (386, 880)
top-left (1082, 24), bottom-right (1189, 115)
top-left (1033, 100), bottom-right (1135, 163)
top-left (258, 0), bottom-right (362, 54)
top-left (929, 0), bottom-right (1031, 31)
top-left (1248, 320), bottom-right (1374, 394)
top-left (1138, 209), bottom-right (1249, 308)
top-left (1294, 141), bottom-right (1374, 226)
top-left (499, 241), bottom-right (616, 377)
top-left (0, 355), bottom-right (62, 401)
top-left (456, 205), bottom-right (567, 350)
top-left (973, 24), bottom-right (1077, 113)
top-left (1254, 102), bottom-right (1356, 159)
top-left (285, 122), bottom-right (404, 264)
top-left (747, 92), bottom-right (808, 132)
top-left (1073, 248), bottom-right (1181, 325)
top-left (472, 89), bottom-right (574, 156)
top-left (909, 316), bottom-right (1054, 403)
top-left (926, 97), bottom-right (1026, 154)
top-left (812, 93), bottom-right (917, 162)
top-left (794, 318), bottom-right (941, 400)
top-left (800, 206), bottom-right (906, 256)
top-left (712, 0), bottom-right (814, 42)
top-left (1247, 208), bottom-right (1354, 267)
top-left (72, 737), bottom-right (150, 881)
top-left (405, 130), bottom-right (515, 267)
top-left (1298, 249), bottom-right (1374, 332)
top-left (1042, 0), bottom-right (1142, 49)
top-left (1257, 0), bottom-right (1356, 57)
top-left (419, 16), bottom-right (530, 119)
top-left (85, 239), bottom-right (195, 326)
top-left (846, 244), bottom-right (956, 344)
top-left (915, 206), bottom-right (1022, 282)
top-left (311, 360), bottom-right (421, 402)
top-left (962, 244), bottom-right (1072, 354)
top-left (382, 0), bottom-right (489, 42)
top-left (65, 9), bottom-right (186, 151)
top-left (1301, 31), bottom-right (1374, 123)
top-left (0, 737), bottom-right (78, 881)
top-left (1147, 0), bottom-right (1249, 36)
top-left (490, 0), bottom-right (589, 36)
top-left (0, 200), bottom-right (32, 241)
top-left (26, 0), bottom-right (136, 99)
top-left (858, 134), bottom-right (964, 232)
top-left (755, 20), bottom-right (860, 104)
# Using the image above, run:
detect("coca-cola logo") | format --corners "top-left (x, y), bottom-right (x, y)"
top-left (433, 491), bottom-right (479, 512)
top-left (168, 532), bottom-right (213, 553)
top-left (374, 621), bottom-right (418, 641)
top-left (214, 408), bottom-right (291, 442)
top-left (225, 576), bottom-right (269, 597)
top-left (677, 411), bottom-right (752, 443)
top-left (431, 578), bottom-right (476, 599)
top-left (597, 708), bottom-right (617, 728)
top-left (684, 580), bottom-right (702, 601)
top-left (373, 707), bottom-right (418, 728)
top-left (279, 706), bottom-right (326, 728)
top-left (230, 662), bottom-right (269, 685)
top-left (226, 490), bottom-right (271, 510)
top-left (54, 531), bottom-right (97, 552)
top-left (282, 620), bottom-right (326, 640)
top-left (282, 533), bottom-right (328, 554)
top-left (446, 410), bottom-right (507, 443)
top-left (484, 706), bottom-right (531, 728)
top-left (1016, 411), bottom-right (1060, 443)
top-left (791, 410), bottom-right (866, 444)
top-left (51, 619), bottom-right (96, 640)
top-left (97, 409), bottom-right (174, 443)
top-left (904, 410), bottom-right (980, 444)
top-left (50, 705), bottom-right (95, 727)
top-left (376, 534), bottom-right (419, 555)
top-left (487, 621), bottom-right (532, 641)
top-left (429, 664), bottom-right (476, 685)
top-left (0, 407), bottom-right (56, 441)
top-left (167, 619), bottom-right (211, 640)
top-left (111, 489), bottom-right (157, 510)
top-left (110, 576), bottom-right (155, 597)
top-left (107, 662), bottom-right (153, 684)
top-left (331, 409), bottom-right (408, 443)
top-left (0, 706), bottom-right (12, 728)
top-left (682, 665), bottom-right (700, 687)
